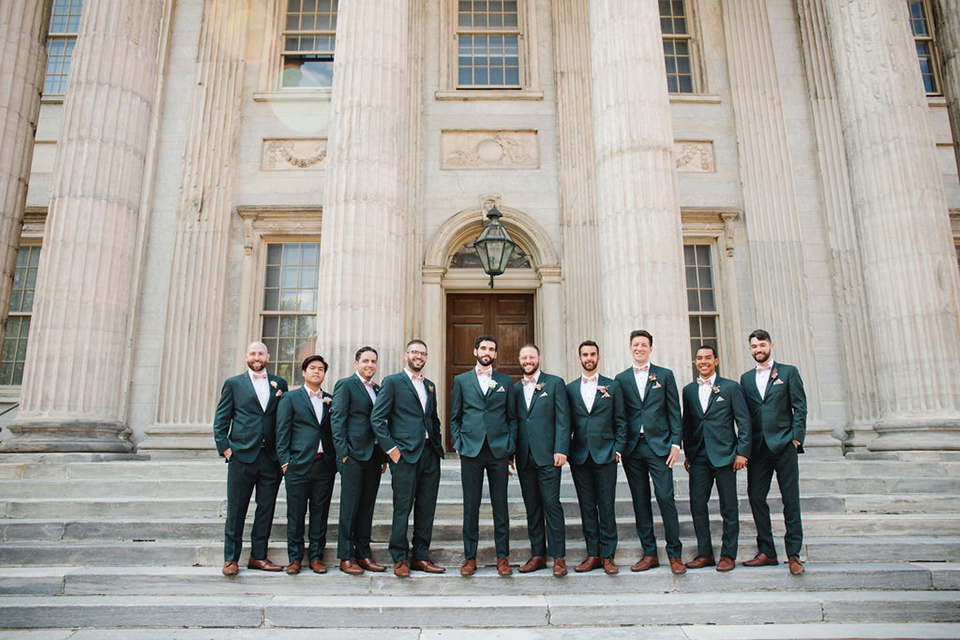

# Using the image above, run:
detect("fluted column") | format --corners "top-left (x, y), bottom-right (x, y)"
top-left (0, 1), bottom-right (51, 364)
top-left (316, 0), bottom-right (410, 380)
top-left (3, 0), bottom-right (164, 452)
top-left (589, 0), bottom-right (689, 375)
top-left (140, 0), bottom-right (250, 454)
top-left (553, 0), bottom-right (601, 356)
top-left (932, 0), bottom-right (960, 179)
top-left (823, 0), bottom-right (960, 451)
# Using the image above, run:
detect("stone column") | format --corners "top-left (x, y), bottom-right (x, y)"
top-left (3, 0), bottom-right (164, 452)
top-left (0, 1), bottom-right (51, 363)
top-left (140, 0), bottom-right (250, 454)
top-left (316, 0), bottom-right (410, 380)
top-left (932, 0), bottom-right (960, 179)
top-left (553, 0), bottom-right (601, 355)
top-left (823, 0), bottom-right (960, 451)
top-left (589, 0), bottom-right (689, 375)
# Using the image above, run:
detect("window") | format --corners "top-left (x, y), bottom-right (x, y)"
top-left (260, 242), bottom-right (320, 385)
top-left (44, 0), bottom-right (83, 95)
top-left (0, 245), bottom-right (40, 385)
top-left (457, 0), bottom-right (521, 88)
top-left (280, 0), bottom-right (338, 89)
top-left (660, 0), bottom-right (695, 94)
top-left (685, 243), bottom-right (719, 373)
top-left (907, 0), bottom-right (941, 95)
top-left (449, 241), bottom-right (531, 269)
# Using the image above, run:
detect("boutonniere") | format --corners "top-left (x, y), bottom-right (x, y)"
top-left (771, 368), bottom-right (778, 380)
top-left (535, 383), bottom-right (544, 392)
top-left (427, 384), bottom-right (434, 393)
top-left (712, 386), bottom-right (720, 395)
top-left (596, 385), bottom-right (610, 398)
top-left (648, 373), bottom-right (657, 382)
top-left (323, 397), bottom-right (332, 405)
top-left (270, 380), bottom-right (278, 388)
top-left (275, 389), bottom-right (283, 397)
top-left (488, 380), bottom-right (498, 391)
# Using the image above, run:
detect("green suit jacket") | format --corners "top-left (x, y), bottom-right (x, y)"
top-left (275, 385), bottom-right (335, 477)
top-left (739, 362), bottom-right (807, 455)
top-left (450, 369), bottom-right (518, 459)
top-left (213, 371), bottom-right (288, 464)
top-left (615, 364), bottom-right (682, 457)
top-left (371, 370), bottom-right (444, 463)
top-left (566, 376), bottom-right (627, 466)
top-left (681, 376), bottom-right (752, 468)
top-left (330, 374), bottom-right (381, 462)
top-left (513, 372), bottom-right (570, 468)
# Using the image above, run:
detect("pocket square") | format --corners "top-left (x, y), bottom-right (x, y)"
top-left (496, 387), bottom-right (505, 393)
top-left (652, 382), bottom-right (662, 389)
top-left (716, 396), bottom-right (725, 402)
top-left (539, 391), bottom-right (548, 397)
top-left (773, 379), bottom-right (784, 385)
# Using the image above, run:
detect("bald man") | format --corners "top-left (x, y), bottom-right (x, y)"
top-left (214, 341), bottom-right (289, 575)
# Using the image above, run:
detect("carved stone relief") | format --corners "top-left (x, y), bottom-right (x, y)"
top-left (261, 139), bottom-right (328, 170)
top-left (441, 130), bottom-right (540, 170)
top-left (675, 141), bottom-right (715, 172)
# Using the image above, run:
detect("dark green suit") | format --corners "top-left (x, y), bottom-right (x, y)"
top-left (330, 374), bottom-right (383, 561)
top-left (682, 376), bottom-right (751, 559)
top-left (514, 372), bottom-right (570, 559)
top-left (213, 370), bottom-right (288, 562)
top-left (741, 362), bottom-right (806, 559)
top-left (371, 370), bottom-right (444, 562)
top-left (276, 386), bottom-right (337, 564)
top-left (566, 376), bottom-right (626, 559)
top-left (450, 368), bottom-right (518, 559)
top-left (615, 364), bottom-right (683, 559)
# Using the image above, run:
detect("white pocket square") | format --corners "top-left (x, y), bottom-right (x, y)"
top-left (773, 379), bottom-right (784, 385)
top-left (540, 391), bottom-right (548, 397)
top-left (652, 382), bottom-right (662, 389)
top-left (716, 396), bottom-right (725, 402)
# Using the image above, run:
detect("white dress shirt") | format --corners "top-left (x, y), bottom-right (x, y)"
top-left (755, 362), bottom-right (773, 400)
top-left (633, 363), bottom-right (650, 401)
top-left (522, 370), bottom-right (541, 409)
top-left (249, 369), bottom-right (269, 411)
top-left (476, 365), bottom-right (493, 395)
top-left (698, 374), bottom-right (717, 414)
top-left (306, 386), bottom-right (325, 453)
top-left (357, 372), bottom-right (377, 403)
top-left (581, 374), bottom-right (598, 412)
top-left (405, 368), bottom-right (430, 441)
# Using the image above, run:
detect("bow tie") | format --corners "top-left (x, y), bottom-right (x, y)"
top-left (523, 376), bottom-right (538, 386)
top-left (698, 378), bottom-right (714, 386)
top-left (410, 373), bottom-right (424, 382)
top-left (756, 364), bottom-right (772, 372)
top-left (308, 389), bottom-right (323, 399)
top-left (476, 368), bottom-right (492, 376)
top-left (251, 372), bottom-right (267, 381)
top-left (363, 379), bottom-right (376, 388)
top-left (633, 365), bottom-right (649, 374)
top-left (582, 375), bottom-right (598, 383)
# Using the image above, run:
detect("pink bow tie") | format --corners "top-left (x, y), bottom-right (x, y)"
top-left (633, 365), bottom-right (649, 374)
top-left (476, 367), bottom-right (492, 376)
top-left (411, 373), bottom-right (424, 382)
top-left (363, 379), bottom-right (376, 388)
top-left (522, 377), bottom-right (538, 386)
top-left (756, 364), bottom-right (772, 372)
top-left (308, 390), bottom-right (323, 399)
top-left (698, 378), bottom-right (713, 386)
top-left (252, 372), bottom-right (267, 381)
top-left (582, 375), bottom-right (598, 383)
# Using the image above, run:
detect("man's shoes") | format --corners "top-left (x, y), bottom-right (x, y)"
top-left (553, 557), bottom-right (567, 576)
top-left (356, 557), bottom-right (386, 572)
top-left (603, 557), bottom-right (619, 574)
top-left (393, 560), bottom-right (410, 577)
top-left (339, 559), bottom-right (364, 575)
top-left (411, 559), bottom-right (446, 573)
top-left (519, 556), bottom-right (546, 573)
top-left (788, 555), bottom-right (805, 575)
top-left (222, 561), bottom-right (239, 576)
top-left (669, 557), bottom-right (686, 574)
top-left (497, 557), bottom-right (513, 576)
top-left (309, 560), bottom-right (327, 574)
top-left (743, 553), bottom-right (779, 567)
top-left (285, 560), bottom-right (301, 575)
top-left (247, 557), bottom-right (283, 572)
top-left (460, 558), bottom-right (477, 576)
top-left (575, 556), bottom-right (601, 572)
top-left (685, 556), bottom-right (716, 569)
top-left (716, 555), bottom-right (736, 572)
top-left (630, 555), bottom-right (659, 572)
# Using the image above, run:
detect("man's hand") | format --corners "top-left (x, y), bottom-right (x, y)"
top-left (684, 457), bottom-right (690, 472)
top-left (554, 453), bottom-right (567, 467)
top-left (223, 448), bottom-right (232, 461)
top-left (381, 463), bottom-right (388, 475)
top-left (388, 448), bottom-right (401, 464)
top-left (508, 458), bottom-right (515, 476)
top-left (666, 445), bottom-right (680, 469)
top-left (281, 463), bottom-right (288, 474)
top-left (733, 455), bottom-right (748, 471)
top-left (341, 456), bottom-right (348, 463)
top-left (792, 440), bottom-right (800, 449)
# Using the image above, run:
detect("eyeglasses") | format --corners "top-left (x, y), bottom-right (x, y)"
top-left (407, 350), bottom-right (428, 357)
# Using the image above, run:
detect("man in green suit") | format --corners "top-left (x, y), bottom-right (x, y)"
top-left (450, 334), bottom-right (518, 576)
top-left (615, 330), bottom-right (685, 574)
top-left (513, 343), bottom-right (570, 576)
top-left (566, 340), bottom-right (626, 575)
top-left (682, 345), bottom-right (751, 572)
top-left (739, 329), bottom-right (807, 575)
top-left (213, 341), bottom-right (288, 576)
top-left (330, 347), bottom-right (387, 575)
top-left (371, 339), bottom-right (446, 577)
top-left (276, 355), bottom-right (337, 575)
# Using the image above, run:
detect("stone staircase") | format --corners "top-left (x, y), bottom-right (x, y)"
top-left (0, 452), bottom-right (958, 636)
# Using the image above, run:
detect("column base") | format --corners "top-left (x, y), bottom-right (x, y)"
top-left (866, 416), bottom-right (960, 453)
top-left (798, 420), bottom-right (845, 458)
top-left (0, 419), bottom-right (133, 453)
top-left (138, 423), bottom-right (218, 459)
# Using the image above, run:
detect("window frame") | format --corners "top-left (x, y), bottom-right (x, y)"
top-left (907, 0), bottom-right (943, 97)
top-left (277, 0), bottom-right (338, 92)
top-left (42, 0), bottom-right (84, 99)
top-left (660, 0), bottom-right (702, 95)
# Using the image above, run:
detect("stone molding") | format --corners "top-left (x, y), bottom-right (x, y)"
top-left (674, 141), bottom-right (715, 172)
top-left (262, 138), bottom-right (328, 170)
top-left (440, 130), bottom-right (539, 170)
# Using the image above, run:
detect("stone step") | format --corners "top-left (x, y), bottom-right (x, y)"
top-left (0, 590), bottom-right (957, 629)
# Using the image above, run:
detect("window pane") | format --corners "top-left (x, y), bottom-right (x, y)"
top-left (280, 0), bottom-right (338, 90)
top-left (684, 243), bottom-right (720, 371)
top-left (908, 1), bottom-right (940, 95)
top-left (457, 2), bottom-right (522, 88)
top-left (659, 0), bottom-right (694, 94)
top-left (1, 246), bottom-right (37, 385)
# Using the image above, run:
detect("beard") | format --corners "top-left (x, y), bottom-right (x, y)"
top-left (752, 351), bottom-right (770, 364)
top-left (407, 360), bottom-right (424, 372)
top-left (476, 354), bottom-right (494, 367)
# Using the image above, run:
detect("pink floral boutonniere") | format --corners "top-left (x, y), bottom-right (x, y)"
top-left (771, 368), bottom-right (779, 380)
top-left (597, 385), bottom-right (611, 398)
top-left (712, 386), bottom-right (720, 395)
top-left (275, 389), bottom-right (283, 397)
top-left (648, 373), bottom-right (657, 382)
top-left (427, 384), bottom-right (434, 393)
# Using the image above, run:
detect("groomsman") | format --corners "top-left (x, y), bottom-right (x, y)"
top-left (566, 340), bottom-right (626, 575)
top-left (450, 335), bottom-right (518, 576)
top-left (276, 355), bottom-right (337, 574)
top-left (513, 344), bottom-right (570, 576)
top-left (371, 340), bottom-right (446, 577)
top-left (682, 345), bottom-right (751, 572)
top-left (213, 341), bottom-right (288, 576)
top-left (740, 330), bottom-right (807, 575)
top-left (330, 347), bottom-right (387, 575)
top-left (615, 330), bottom-right (685, 574)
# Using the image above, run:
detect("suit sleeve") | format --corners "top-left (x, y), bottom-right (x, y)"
top-left (681, 387), bottom-right (693, 451)
top-left (428, 385), bottom-right (444, 456)
top-left (275, 393), bottom-right (294, 469)
top-left (370, 377), bottom-right (398, 454)
top-left (612, 381), bottom-right (628, 454)
top-left (664, 369), bottom-right (683, 448)
top-left (552, 377), bottom-right (571, 456)
top-left (330, 379), bottom-right (351, 459)
top-left (506, 379), bottom-right (519, 456)
top-left (788, 367), bottom-right (808, 446)
top-left (730, 383), bottom-right (752, 458)
top-left (213, 379), bottom-right (234, 457)
top-left (449, 376), bottom-right (464, 453)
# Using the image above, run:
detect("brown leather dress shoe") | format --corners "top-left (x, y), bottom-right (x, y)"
top-left (575, 556), bottom-right (601, 572)
top-left (603, 557), bottom-right (619, 574)
top-left (310, 560), bottom-right (327, 574)
top-left (518, 556), bottom-right (546, 573)
top-left (285, 560), bottom-right (301, 575)
top-left (716, 555), bottom-right (736, 572)
top-left (788, 555), bottom-right (805, 575)
top-left (553, 558), bottom-right (567, 576)
top-left (497, 557), bottom-right (513, 576)
top-left (340, 559), bottom-right (364, 575)
top-left (630, 555), bottom-right (659, 572)
top-left (460, 558), bottom-right (477, 576)
top-left (247, 557), bottom-right (283, 572)
top-left (411, 559), bottom-right (446, 573)
top-left (222, 561), bottom-right (239, 576)
top-left (743, 553), bottom-right (779, 567)
top-left (684, 556), bottom-right (716, 569)
top-left (356, 557), bottom-right (386, 572)
top-left (394, 560), bottom-right (410, 577)
top-left (669, 557), bottom-right (686, 574)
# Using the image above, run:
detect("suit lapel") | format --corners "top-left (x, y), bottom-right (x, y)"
top-left (401, 372), bottom-right (427, 415)
top-left (526, 376), bottom-right (542, 413)
top-left (300, 387), bottom-right (321, 428)
top-left (641, 367), bottom-right (656, 404)
top-left (352, 374), bottom-right (375, 407)
top-left (243, 371), bottom-right (266, 414)
top-left (761, 362), bottom-right (777, 402)
top-left (703, 380), bottom-right (720, 415)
